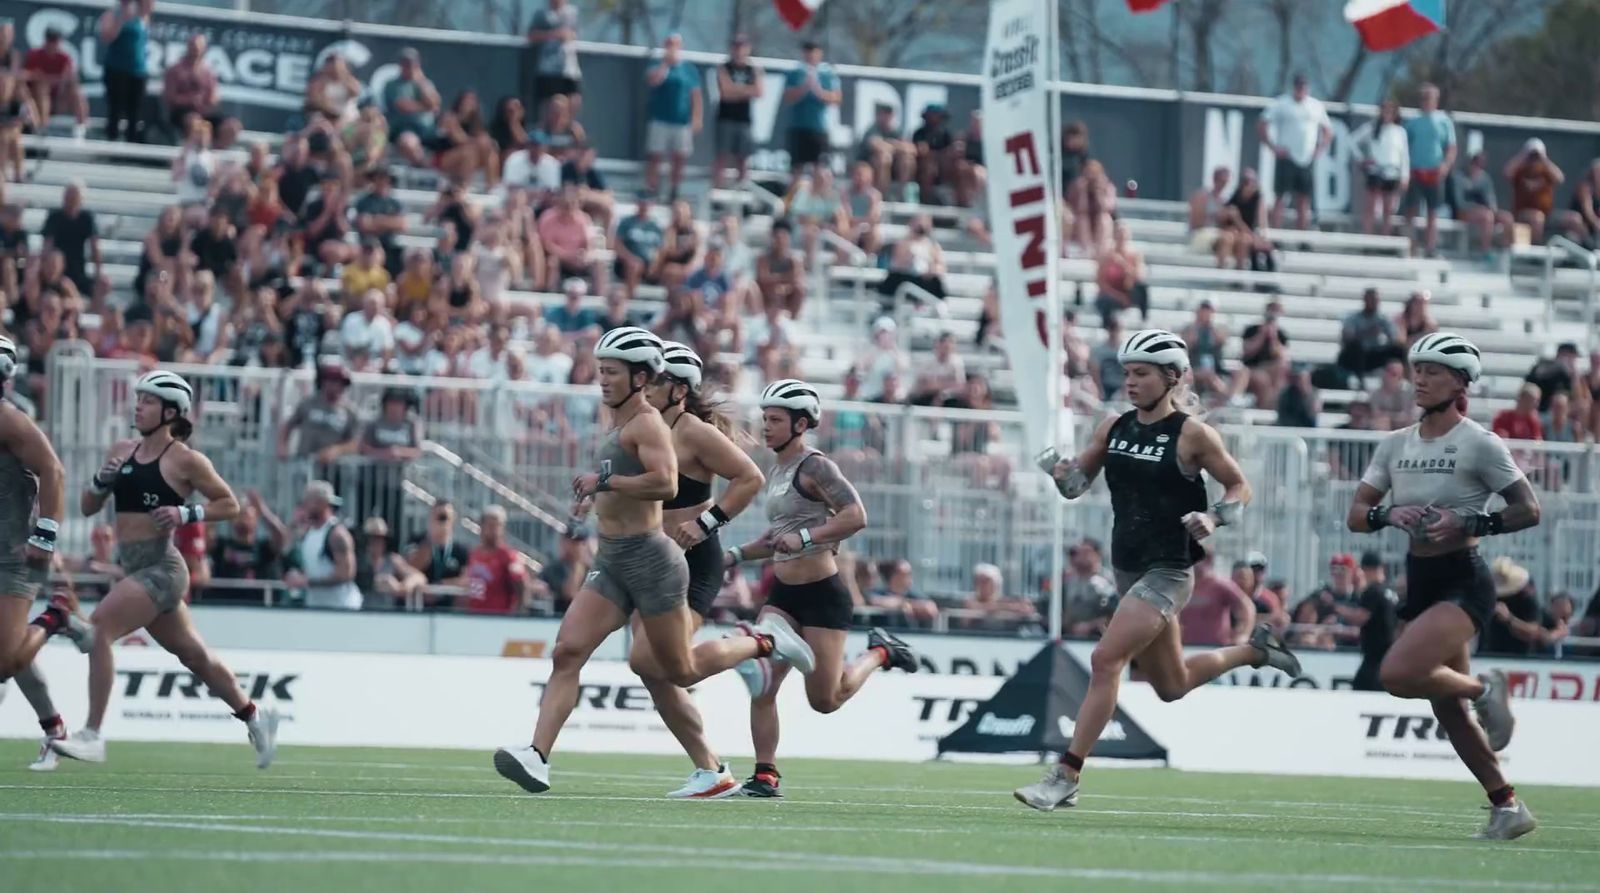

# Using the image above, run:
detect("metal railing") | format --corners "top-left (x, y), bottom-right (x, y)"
top-left (1542, 236), bottom-right (1599, 345)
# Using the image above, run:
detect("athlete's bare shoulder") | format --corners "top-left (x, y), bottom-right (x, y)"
top-left (1177, 414), bottom-right (1226, 454)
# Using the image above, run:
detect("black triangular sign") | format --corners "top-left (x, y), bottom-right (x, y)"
top-left (937, 642), bottom-right (1167, 761)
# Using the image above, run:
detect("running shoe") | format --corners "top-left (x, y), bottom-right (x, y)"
top-left (28, 729), bottom-right (64, 772)
top-left (741, 767), bottom-right (782, 799)
top-left (1472, 669), bottom-right (1515, 751)
top-left (1475, 799), bottom-right (1537, 840)
top-left (666, 764), bottom-right (740, 800)
top-left (246, 707), bottom-right (280, 770)
top-left (48, 591), bottom-right (94, 655)
top-left (1013, 765), bottom-right (1080, 812)
top-left (50, 728), bottom-right (106, 764)
top-left (493, 745), bottom-right (551, 794)
top-left (868, 627), bottom-right (919, 673)
top-left (735, 656), bottom-right (773, 698)
top-left (1247, 622), bottom-right (1302, 678)
top-left (757, 614), bottom-right (815, 675)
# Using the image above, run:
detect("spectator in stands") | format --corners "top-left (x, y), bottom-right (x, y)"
top-left (1275, 364), bottom-right (1320, 428)
top-left (856, 315), bottom-right (908, 401)
top-left (462, 505), bottom-right (531, 615)
top-left (962, 563), bottom-right (1039, 631)
top-left (190, 206), bottom-right (240, 286)
top-left (1066, 159), bottom-right (1116, 255)
top-left (1353, 98), bottom-right (1409, 237)
top-left (98, 0), bottom-right (152, 142)
top-left (841, 161), bottom-right (884, 256)
top-left (1294, 553), bottom-right (1360, 641)
top-left (784, 40), bottom-right (841, 178)
top-left (23, 27), bottom-right (87, 142)
top-left (909, 331), bottom-right (965, 406)
top-left (787, 166), bottom-right (845, 266)
top-left (1483, 558), bottom-right (1560, 656)
top-left (1559, 160), bottom-right (1600, 249)
top-left (612, 192), bottom-right (663, 300)
top-left (386, 48), bottom-right (443, 168)
top-left (354, 168), bottom-right (405, 278)
top-left (1505, 138), bottom-right (1564, 245)
top-left (180, 270), bottom-right (232, 364)
top-left (656, 198), bottom-right (702, 287)
top-left (501, 132), bottom-right (562, 207)
top-left (1525, 342), bottom-right (1583, 412)
top-left (1540, 593), bottom-right (1576, 655)
top-left (490, 96), bottom-right (529, 155)
top-left (755, 218), bottom-right (805, 317)
top-left (41, 182), bottom-right (107, 306)
top-left (642, 34), bottom-right (700, 200)
top-left (1398, 83), bottom-right (1455, 256)
top-left (954, 110), bottom-right (985, 208)
top-left (343, 98), bottom-right (390, 180)
top-left (743, 298), bottom-right (795, 384)
top-left (305, 51), bottom-right (361, 125)
top-left (1394, 290), bottom-right (1437, 351)
top-left (71, 523), bottom-right (125, 582)
top-left (273, 135), bottom-right (318, 219)
top-left (1189, 166), bottom-right (1238, 268)
top-left (713, 34), bottom-right (762, 189)
top-left (1089, 316), bottom-right (1125, 403)
top-left (279, 362), bottom-right (359, 481)
top-left (879, 213), bottom-right (947, 307)
top-left (1542, 392), bottom-right (1586, 445)
top-left (1259, 73), bottom-right (1331, 230)
top-left (1062, 538), bottom-right (1117, 639)
top-left (432, 91), bottom-right (499, 187)
top-left (1094, 222), bottom-right (1149, 325)
top-left (300, 174), bottom-right (356, 272)
top-left (1344, 551), bottom-right (1399, 691)
top-left (171, 119), bottom-right (218, 223)
top-left (1060, 120), bottom-right (1092, 195)
top-left (1181, 300), bottom-right (1228, 402)
top-left (561, 143), bottom-right (613, 229)
top-left (280, 480), bottom-right (361, 610)
top-left (525, 323), bottom-right (574, 384)
top-left (355, 516), bottom-right (425, 609)
top-left (408, 500), bottom-right (471, 588)
top-left (1237, 551), bottom-right (1289, 632)
top-left (1453, 152), bottom-right (1513, 255)
top-left (543, 278), bottom-right (601, 334)
top-left (1232, 300), bottom-right (1290, 407)
top-left (868, 559), bottom-right (939, 629)
top-left (1492, 383), bottom-right (1544, 443)
top-left (1219, 168), bottom-right (1274, 271)
top-left (339, 288), bottom-right (396, 364)
top-left (359, 386), bottom-right (423, 535)
top-left (531, 524), bottom-right (593, 612)
top-left (913, 104), bottom-right (958, 204)
top-left (1368, 359), bottom-right (1414, 430)
top-left (1337, 288), bottom-right (1403, 382)
top-left (163, 34), bottom-right (236, 147)
top-left (528, 0), bottom-right (582, 112)
top-left (206, 491), bottom-right (284, 595)
top-left (685, 241), bottom-right (738, 326)
top-left (1178, 552), bottom-right (1255, 646)
top-left (857, 102), bottom-right (914, 197)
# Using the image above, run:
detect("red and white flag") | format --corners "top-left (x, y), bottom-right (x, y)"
top-left (775, 0), bottom-right (826, 30)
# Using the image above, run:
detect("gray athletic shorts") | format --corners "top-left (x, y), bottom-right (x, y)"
top-left (0, 552), bottom-right (46, 601)
top-left (646, 121), bottom-right (693, 157)
top-left (716, 121), bottom-right (753, 158)
top-left (122, 537), bottom-right (190, 614)
top-left (1113, 566), bottom-right (1195, 620)
top-left (588, 530), bottom-right (688, 618)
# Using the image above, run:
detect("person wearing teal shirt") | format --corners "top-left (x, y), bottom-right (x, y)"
top-left (98, 0), bottom-right (152, 142)
top-left (644, 34), bottom-right (702, 200)
top-left (1400, 83), bottom-right (1457, 258)
top-left (783, 41), bottom-right (841, 175)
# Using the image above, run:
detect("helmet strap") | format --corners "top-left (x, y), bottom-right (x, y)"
top-left (774, 413), bottom-right (807, 453)
top-left (1421, 371), bottom-right (1469, 417)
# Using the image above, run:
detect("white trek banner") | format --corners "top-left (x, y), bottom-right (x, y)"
top-left (5, 645), bottom-right (1599, 786)
top-left (982, 0), bottom-right (1058, 453)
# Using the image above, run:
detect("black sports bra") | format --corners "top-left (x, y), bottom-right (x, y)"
top-left (112, 442), bottom-right (185, 514)
top-left (662, 410), bottom-right (712, 509)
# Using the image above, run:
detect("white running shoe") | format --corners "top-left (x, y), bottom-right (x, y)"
top-left (1472, 669), bottom-right (1515, 752)
top-left (666, 764), bottom-right (741, 799)
top-left (1013, 765), bottom-right (1080, 812)
top-left (50, 728), bottom-right (106, 763)
top-left (494, 745), bottom-right (551, 794)
top-left (735, 656), bottom-right (771, 698)
top-left (246, 708), bottom-right (279, 769)
top-left (757, 614), bottom-right (815, 675)
top-left (28, 735), bottom-right (63, 772)
top-left (1475, 799), bottom-right (1537, 840)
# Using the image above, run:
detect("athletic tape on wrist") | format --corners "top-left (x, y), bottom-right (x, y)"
top-left (1210, 499), bottom-right (1242, 527)
top-left (799, 528), bottom-right (814, 548)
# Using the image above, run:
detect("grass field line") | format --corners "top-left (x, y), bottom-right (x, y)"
top-left (5, 810), bottom-right (1594, 856)
top-left (0, 818), bottom-right (1591, 889)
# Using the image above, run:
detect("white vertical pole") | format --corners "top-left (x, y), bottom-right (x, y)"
top-left (1045, 0), bottom-right (1066, 644)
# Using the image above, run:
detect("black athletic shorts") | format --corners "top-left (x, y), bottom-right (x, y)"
top-left (789, 128), bottom-right (829, 168)
top-left (1274, 159), bottom-right (1314, 198)
top-left (534, 75), bottom-right (581, 104)
top-left (1401, 548), bottom-right (1495, 632)
top-left (765, 573), bottom-right (854, 630)
top-left (684, 530), bottom-right (722, 618)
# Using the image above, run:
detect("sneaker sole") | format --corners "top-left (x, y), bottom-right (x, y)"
top-left (741, 787), bottom-right (783, 799)
top-left (1012, 790), bottom-right (1079, 811)
top-left (667, 778), bottom-right (742, 800)
top-left (493, 748), bottom-right (550, 794)
top-left (764, 619), bottom-right (816, 675)
top-left (49, 742), bottom-right (105, 763)
top-left (254, 713), bottom-right (281, 770)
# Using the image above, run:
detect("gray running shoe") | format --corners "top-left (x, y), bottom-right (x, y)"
top-left (1248, 622), bottom-right (1302, 678)
top-left (1013, 764), bottom-right (1079, 812)
top-left (1472, 669), bottom-right (1515, 752)
top-left (1475, 799), bottom-right (1537, 841)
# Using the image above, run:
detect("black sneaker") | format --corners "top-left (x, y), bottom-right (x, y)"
top-left (741, 769), bottom-right (782, 799)
top-left (1248, 622), bottom-right (1302, 678)
top-left (868, 627), bottom-right (919, 673)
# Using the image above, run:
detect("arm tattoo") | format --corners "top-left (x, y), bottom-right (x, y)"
top-left (799, 457), bottom-right (861, 512)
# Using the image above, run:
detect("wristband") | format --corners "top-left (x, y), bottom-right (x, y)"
top-left (799, 528), bottom-right (814, 548)
top-left (594, 469), bottom-right (613, 493)
top-left (28, 518), bottom-right (59, 553)
top-left (1464, 512), bottom-right (1504, 537)
top-left (181, 505), bottom-right (206, 525)
top-left (696, 505), bottom-right (732, 535)
top-left (1366, 505), bottom-right (1390, 531)
top-left (1209, 499), bottom-right (1242, 527)
top-left (91, 474), bottom-right (114, 494)
top-left (726, 546), bottom-right (744, 565)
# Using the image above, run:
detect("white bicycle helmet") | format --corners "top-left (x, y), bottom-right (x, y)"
top-left (134, 370), bottom-right (194, 415)
top-left (1408, 332), bottom-right (1481, 383)
top-left (760, 378), bottom-right (822, 424)
top-left (1118, 329), bottom-right (1191, 373)
top-left (594, 326), bottom-right (665, 373)
top-left (0, 335), bottom-right (16, 381)
top-left (660, 341), bottom-right (703, 389)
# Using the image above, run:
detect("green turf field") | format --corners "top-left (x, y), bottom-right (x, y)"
top-left (1, 741), bottom-right (1595, 893)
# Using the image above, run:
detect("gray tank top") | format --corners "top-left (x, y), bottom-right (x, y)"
top-left (596, 426), bottom-right (647, 480)
top-left (0, 403), bottom-right (39, 550)
top-left (764, 448), bottom-right (834, 562)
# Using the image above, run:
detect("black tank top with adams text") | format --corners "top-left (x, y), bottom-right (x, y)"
top-left (1103, 410), bottom-right (1208, 573)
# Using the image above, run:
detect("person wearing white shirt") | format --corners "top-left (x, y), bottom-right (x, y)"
top-left (338, 289), bottom-right (396, 359)
top-left (467, 323), bottom-right (516, 381)
top-left (1257, 73), bottom-right (1332, 231)
top-left (525, 325), bottom-right (574, 384)
top-left (1352, 99), bottom-right (1411, 237)
top-left (499, 137), bottom-right (563, 201)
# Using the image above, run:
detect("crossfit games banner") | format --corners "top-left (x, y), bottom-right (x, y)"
top-left (981, 0), bottom-right (1057, 453)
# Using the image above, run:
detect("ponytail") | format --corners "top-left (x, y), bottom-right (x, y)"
top-left (685, 386), bottom-right (753, 447)
top-left (1166, 368), bottom-right (1204, 419)
top-left (169, 415), bottom-right (194, 441)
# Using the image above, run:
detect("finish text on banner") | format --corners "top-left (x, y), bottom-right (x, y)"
top-left (982, 0), bottom-right (1058, 454)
